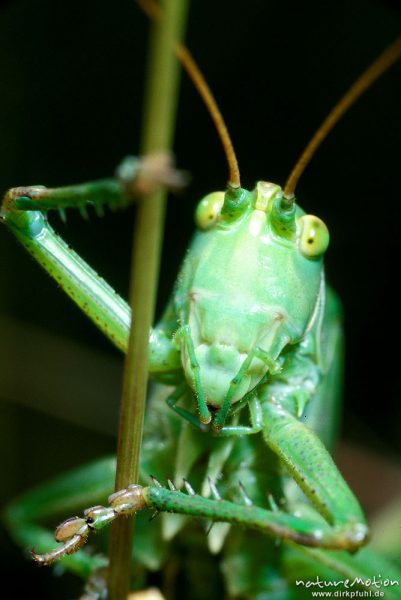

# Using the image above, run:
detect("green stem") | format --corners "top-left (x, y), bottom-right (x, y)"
top-left (107, 1), bottom-right (189, 598)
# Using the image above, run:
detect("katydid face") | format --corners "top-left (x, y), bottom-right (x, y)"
top-left (174, 181), bottom-right (329, 409)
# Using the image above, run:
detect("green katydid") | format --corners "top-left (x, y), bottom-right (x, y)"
top-left (1, 2), bottom-right (401, 599)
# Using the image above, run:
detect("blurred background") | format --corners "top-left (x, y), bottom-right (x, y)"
top-left (0, 0), bottom-right (400, 596)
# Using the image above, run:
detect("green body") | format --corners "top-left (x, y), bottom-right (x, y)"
top-left (2, 176), bottom-right (400, 599)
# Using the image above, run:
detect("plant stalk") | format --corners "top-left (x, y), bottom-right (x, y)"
top-left (107, 0), bottom-right (189, 598)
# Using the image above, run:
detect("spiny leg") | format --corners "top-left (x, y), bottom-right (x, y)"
top-left (31, 470), bottom-right (364, 568)
top-left (4, 179), bottom-right (124, 219)
top-left (2, 154), bottom-right (186, 215)
top-left (1, 165), bottom-right (182, 375)
top-left (24, 471), bottom-right (400, 599)
top-left (140, 486), bottom-right (365, 551)
top-left (1, 157), bottom-right (137, 352)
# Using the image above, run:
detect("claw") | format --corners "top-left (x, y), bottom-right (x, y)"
top-left (32, 516), bottom-right (90, 565)
top-left (31, 486), bottom-right (149, 567)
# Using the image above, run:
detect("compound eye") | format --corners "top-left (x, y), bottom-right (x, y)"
top-left (195, 192), bottom-right (225, 229)
top-left (298, 215), bottom-right (329, 258)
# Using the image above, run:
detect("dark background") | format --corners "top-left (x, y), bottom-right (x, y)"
top-left (0, 0), bottom-right (400, 596)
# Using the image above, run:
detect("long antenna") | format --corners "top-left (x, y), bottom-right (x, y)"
top-left (284, 35), bottom-right (401, 199)
top-left (137, 0), bottom-right (241, 189)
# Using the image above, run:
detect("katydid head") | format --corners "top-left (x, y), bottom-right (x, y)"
top-left (171, 32), bottom-right (400, 429)
top-left (175, 181), bottom-right (329, 428)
